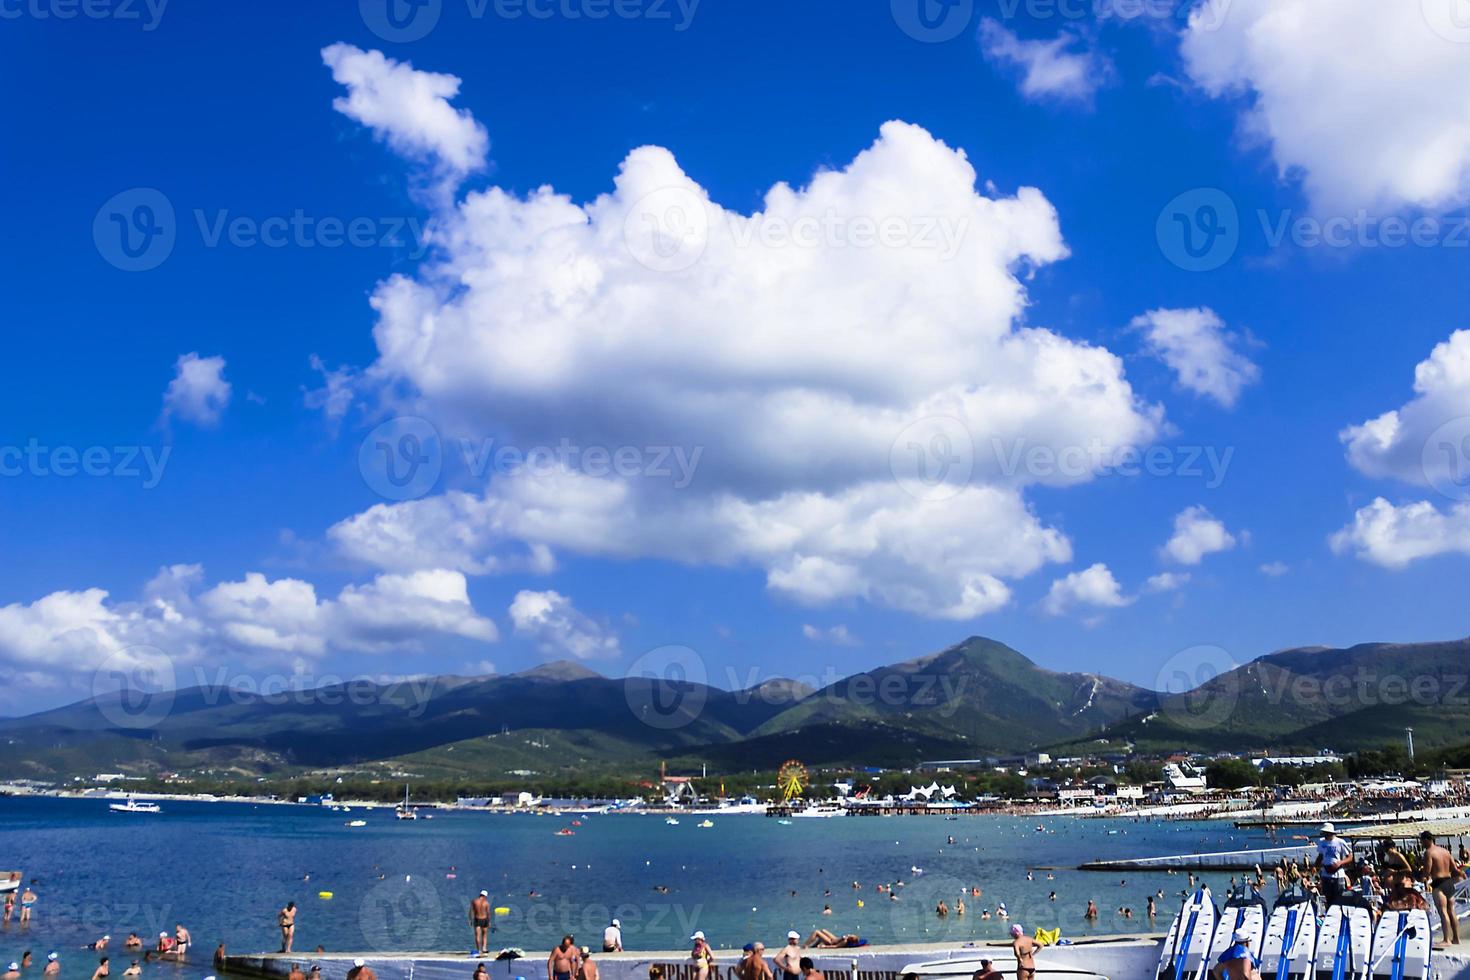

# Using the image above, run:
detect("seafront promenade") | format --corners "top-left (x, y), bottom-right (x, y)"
top-left (222, 937), bottom-right (1470, 980)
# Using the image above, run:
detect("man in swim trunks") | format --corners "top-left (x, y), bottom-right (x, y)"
top-left (602, 918), bottom-right (622, 953)
top-left (773, 931), bottom-right (802, 979)
top-left (470, 891), bottom-right (491, 954)
top-left (548, 935), bottom-right (580, 980)
top-left (279, 902), bottom-right (297, 953)
top-left (1314, 824), bottom-right (1353, 908)
top-left (801, 932), bottom-right (861, 949)
top-left (1009, 925), bottom-right (1036, 980)
top-left (174, 924), bottom-right (191, 956)
top-left (19, 885), bottom-right (36, 925)
top-left (1209, 929), bottom-right (1261, 979)
top-left (1420, 831), bottom-right (1463, 945)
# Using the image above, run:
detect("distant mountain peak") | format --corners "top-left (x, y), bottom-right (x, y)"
top-left (514, 661), bottom-right (604, 682)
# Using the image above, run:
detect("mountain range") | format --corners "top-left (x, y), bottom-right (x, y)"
top-left (1, 636), bottom-right (1464, 779)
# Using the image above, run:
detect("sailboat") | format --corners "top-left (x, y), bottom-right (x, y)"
top-left (395, 784), bottom-right (418, 821)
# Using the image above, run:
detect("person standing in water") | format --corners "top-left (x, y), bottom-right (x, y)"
top-left (18, 885), bottom-right (36, 925)
top-left (470, 892), bottom-right (491, 955)
top-left (278, 902), bottom-right (297, 953)
top-left (90, 958), bottom-right (109, 980)
top-left (43, 955), bottom-right (59, 977)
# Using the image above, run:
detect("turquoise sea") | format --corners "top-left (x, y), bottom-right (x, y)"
top-left (0, 797), bottom-right (1293, 979)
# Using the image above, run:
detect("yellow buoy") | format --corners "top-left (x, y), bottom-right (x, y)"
top-left (856, 900), bottom-right (864, 908)
top-left (494, 907), bottom-right (511, 916)
top-left (318, 892), bottom-right (334, 899)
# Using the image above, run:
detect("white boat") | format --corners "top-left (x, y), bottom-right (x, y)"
top-left (395, 784), bottom-right (418, 821)
top-left (1368, 907), bottom-right (1431, 979)
top-left (791, 803), bottom-right (846, 818)
top-left (109, 797), bottom-right (162, 814)
top-left (1156, 885), bottom-right (1215, 980)
top-left (665, 817), bottom-right (680, 826)
top-left (1258, 890), bottom-right (1316, 979)
top-left (346, 819), bottom-right (367, 828)
top-left (0, 873), bottom-right (21, 894)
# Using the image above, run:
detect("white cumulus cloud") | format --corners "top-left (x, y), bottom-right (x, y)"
top-left (508, 590), bottom-right (619, 660)
top-left (1331, 497), bottom-right (1470, 569)
top-left (1161, 506), bottom-right (1237, 565)
top-left (1040, 563), bottom-right (1133, 615)
top-left (1131, 307), bottom-right (1259, 409)
top-left (1341, 330), bottom-right (1470, 489)
top-left (1144, 571), bottom-right (1190, 593)
top-left (319, 51), bottom-right (1165, 621)
top-left (1180, 0), bottom-right (1470, 214)
top-left (161, 352), bottom-right (231, 427)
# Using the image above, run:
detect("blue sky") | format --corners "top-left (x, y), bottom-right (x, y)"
top-left (4, 0), bottom-right (1470, 712)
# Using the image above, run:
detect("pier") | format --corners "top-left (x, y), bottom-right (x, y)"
top-left (1077, 843), bottom-right (1316, 872)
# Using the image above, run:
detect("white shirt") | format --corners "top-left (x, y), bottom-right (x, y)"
top-left (1317, 837), bottom-right (1352, 880)
top-left (603, 926), bottom-right (621, 949)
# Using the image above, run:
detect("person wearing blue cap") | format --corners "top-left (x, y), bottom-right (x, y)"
top-left (1209, 929), bottom-right (1260, 980)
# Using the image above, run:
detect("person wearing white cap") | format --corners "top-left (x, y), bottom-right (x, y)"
top-left (3, 963), bottom-right (20, 980)
top-left (1010, 925), bottom-right (1037, 980)
top-left (602, 918), bottom-right (622, 953)
top-left (1208, 928), bottom-right (1260, 979)
top-left (772, 931), bottom-right (801, 980)
top-left (689, 932), bottom-right (713, 980)
top-left (1314, 822), bottom-right (1353, 908)
top-left (470, 890), bottom-right (492, 954)
top-left (42, 954), bottom-right (59, 977)
top-left (347, 958), bottom-right (375, 980)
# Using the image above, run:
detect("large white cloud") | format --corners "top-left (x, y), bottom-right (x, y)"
top-left (1331, 497), bottom-right (1470, 569)
top-left (324, 48), bottom-right (1165, 620)
top-left (1342, 330), bottom-right (1470, 489)
top-left (0, 565), bottom-right (497, 697)
top-left (1131, 307), bottom-right (1259, 409)
top-left (1181, 0), bottom-right (1470, 214)
top-left (508, 590), bottom-right (618, 661)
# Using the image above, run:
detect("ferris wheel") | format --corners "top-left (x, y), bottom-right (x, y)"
top-left (778, 759), bottom-right (808, 803)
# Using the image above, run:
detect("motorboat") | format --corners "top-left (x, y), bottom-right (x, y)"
top-left (109, 796), bottom-right (162, 814)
